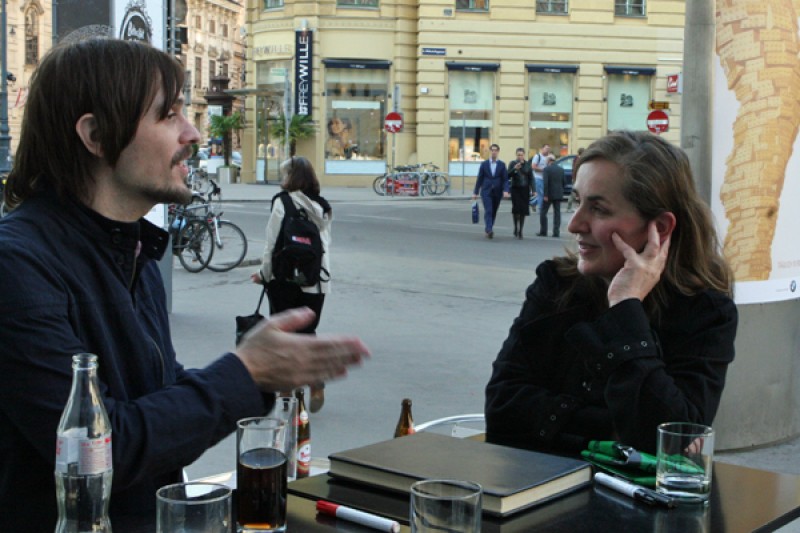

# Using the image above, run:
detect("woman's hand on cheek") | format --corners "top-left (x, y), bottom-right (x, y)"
top-left (606, 221), bottom-right (671, 307)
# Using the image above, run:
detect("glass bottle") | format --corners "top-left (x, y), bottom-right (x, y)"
top-left (394, 398), bottom-right (416, 438)
top-left (55, 353), bottom-right (113, 533)
top-left (294, 388), bottom-right (311, 479)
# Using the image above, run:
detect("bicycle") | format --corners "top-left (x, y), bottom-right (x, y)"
top-left (373, 165), bottom-right (423, 196)
top-left (417, 163), bottom-right (450, 196)
top-left (198, 181), bottom-right (248, 272)
top-left (168, 202), bottom-right (215, 273)
top-left (186, 166), bottom-right (209, 193)
top-left (372, 163), bottom-right (450, 197)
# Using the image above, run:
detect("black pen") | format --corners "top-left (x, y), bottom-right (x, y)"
top-left (595, 472), bottom-right (676, 508)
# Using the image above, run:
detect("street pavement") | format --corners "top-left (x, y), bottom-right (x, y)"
top-left (172, 181), bottom-right (800, 490)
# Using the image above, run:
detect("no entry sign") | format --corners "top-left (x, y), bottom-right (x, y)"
top-left (647, 110), bottom-right (669, 134)
top-left (384, 112), bottom-right (403, 133)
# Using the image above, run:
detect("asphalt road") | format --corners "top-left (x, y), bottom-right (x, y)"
top-left (173, 198), bottom-right (572, 479)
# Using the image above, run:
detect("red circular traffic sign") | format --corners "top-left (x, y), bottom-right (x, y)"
top-left (384, 112), bottom-right (403, 133)
top-left (647, 110), bottom-right (669, 134)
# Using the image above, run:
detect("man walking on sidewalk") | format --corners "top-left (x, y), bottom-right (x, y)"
top-left (530, 143), bottom-right (551, 213)
top-left (537, 155), bottom-right (565, 237)
top-left (472, 144), bottom-right (509, 239)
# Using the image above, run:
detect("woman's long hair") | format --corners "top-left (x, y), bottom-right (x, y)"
top-left (555, 131), bottom-right (733, 318)
top-left (280, 156), bottom-right (321, 197)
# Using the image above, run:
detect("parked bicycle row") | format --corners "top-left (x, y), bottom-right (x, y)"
top-left (168, 179), bottom-right (248, 273)
top-left (373, 162), bottom-right (450, 197)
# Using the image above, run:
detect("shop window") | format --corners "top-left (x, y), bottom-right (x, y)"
top-left (255, 61), bottom-right (291, 182)
top-left (338, 0), bottom-right (379, 6)
top-left (607, 73), bottom-right (651, 132)
top-left (615, 0), bottom-right (645, 16)
top-left (528, 71), bottom-right (574, 157)
top-left (448, 70), bottom-right (495, 174)
top-left (456, 0), bottom-right (488, 11)
top-left (536, 1), bottom-right (567, 14)
top-left (265, 0), bottom-right (284, 8)
top-left (25, 8), bottom-right (39, 66)
top-left (324, 69), bottom-right (388, 164)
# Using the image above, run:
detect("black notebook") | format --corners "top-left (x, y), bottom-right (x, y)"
top-left (327, 432), bottom-right (591, 517)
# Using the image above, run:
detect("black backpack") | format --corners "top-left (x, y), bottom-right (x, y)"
top-left (271, 192), bottom-right (329, 287)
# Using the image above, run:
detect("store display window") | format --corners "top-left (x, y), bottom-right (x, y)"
top-left (447, 64), bottom-right (497, 176)
top-left (324, 61), bottom-right (389, 174)
top-left (254, 60), bottom-right (290, 183)
top-left (605, 66), bottom-right (654, 132)
top-left (527, 66), bottom-right (576, 157)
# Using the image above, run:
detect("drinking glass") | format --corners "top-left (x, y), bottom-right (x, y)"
top-left (656, 422), bottom-right (714, 504)
top-left (268, 396), bottom-right (298, 481)
top-left (236, 417), bottom-right (288, 532)
top-left (156, 482), bottom-right (232, 533)
top-left (410, 479), bottom-right (482, 533)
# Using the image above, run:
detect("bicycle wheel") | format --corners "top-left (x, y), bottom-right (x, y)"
top-left (176, 218), bottom-right (214, 273)
top-left (207, 220), bottom-right (248, 272)
top-left (431, 173), bottom-right (450, 195)
top-left (373, 175), bottom-right (388, 196)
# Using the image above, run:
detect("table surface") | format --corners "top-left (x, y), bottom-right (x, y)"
top-left (284, 461), bottom-right (800, 533)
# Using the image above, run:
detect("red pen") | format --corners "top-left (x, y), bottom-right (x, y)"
top-left (316, 500), bottom-right (401, 533)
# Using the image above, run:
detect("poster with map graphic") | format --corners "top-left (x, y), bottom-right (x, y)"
top-left (712, 0), bottom-right (800, 304)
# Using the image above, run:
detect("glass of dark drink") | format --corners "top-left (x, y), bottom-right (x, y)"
top-left (236, 417), bottom-right (288, 532)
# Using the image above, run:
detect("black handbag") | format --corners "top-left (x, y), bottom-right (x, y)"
top-left (235, 285), bottom-right (267, 346)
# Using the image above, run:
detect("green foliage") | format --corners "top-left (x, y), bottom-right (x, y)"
top-left (272, 113), bottom-right (316, 156)
top-left (209, 112), bottom-right (243, 166)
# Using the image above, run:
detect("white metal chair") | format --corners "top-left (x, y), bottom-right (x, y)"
top-left (415, 414), bottom-right (485, 439)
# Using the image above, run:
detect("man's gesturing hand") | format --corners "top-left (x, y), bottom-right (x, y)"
top-left (235, 307), bottom-right (370, 392)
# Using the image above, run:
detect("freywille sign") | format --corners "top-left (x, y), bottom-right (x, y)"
top-left (295, 29), bottom-right (313, 117)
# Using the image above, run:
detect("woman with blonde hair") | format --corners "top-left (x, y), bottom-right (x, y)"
top-left (485, 131), bottom-right (737, 454)
top-left (252, 156), bottom-right (332, 412)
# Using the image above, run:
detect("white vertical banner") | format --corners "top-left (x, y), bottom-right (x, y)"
top-left (712, 0), bottom-right (800, 303)
top-left (113, 0), bottom-right (165, 50)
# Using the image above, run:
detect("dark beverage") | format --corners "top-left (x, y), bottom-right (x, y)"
top-left (237, 447), bottom-right (287, 531)
top-left (394, 398), bottom-right (415, 438)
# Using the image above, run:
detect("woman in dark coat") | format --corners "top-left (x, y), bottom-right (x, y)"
top-left (508, 147), bottom-right (534, 238)
top-left (485, 131), bottom-right (737, 455)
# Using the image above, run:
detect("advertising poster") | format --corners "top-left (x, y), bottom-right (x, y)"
top-left (712, 0), bottom-right (800, 304)
top-left (113, 0), bottom-right (164, 50)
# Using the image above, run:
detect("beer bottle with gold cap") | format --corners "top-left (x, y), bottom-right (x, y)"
top-left (394, 398), bottom-right (415, 438)
top-left (294, 388), bottom-right (311, 478)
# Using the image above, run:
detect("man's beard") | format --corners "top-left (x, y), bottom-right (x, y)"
top-left (140, 181), bottom-right (193, 206)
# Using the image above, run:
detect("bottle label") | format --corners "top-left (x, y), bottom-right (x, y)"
top-left (297, 440), bottom-right (311, 473)
top-left (56, 434), bottom-right (112, 475)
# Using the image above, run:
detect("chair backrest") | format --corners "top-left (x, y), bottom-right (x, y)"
top-left (415, 414), bottom-right (485, 439)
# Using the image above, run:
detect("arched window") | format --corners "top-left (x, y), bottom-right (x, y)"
top-left (25, 8), bottom-right (39, 66)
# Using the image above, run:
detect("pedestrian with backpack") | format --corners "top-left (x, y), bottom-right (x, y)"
top-left (251, 156), bottom-right (332, 412)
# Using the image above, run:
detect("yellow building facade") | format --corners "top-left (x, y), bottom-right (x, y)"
top-left (242, 0), bottom-right (685, 187)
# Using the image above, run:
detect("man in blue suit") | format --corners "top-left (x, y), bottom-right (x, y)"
top-left (472, 144), bottom-right (509, 238)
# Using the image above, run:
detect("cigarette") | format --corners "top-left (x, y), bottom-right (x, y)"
top-left (316, 500), bottom-right (400, 533)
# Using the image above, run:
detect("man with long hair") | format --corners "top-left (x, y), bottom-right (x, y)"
top-left (0, 39), bottom-right (368, 530)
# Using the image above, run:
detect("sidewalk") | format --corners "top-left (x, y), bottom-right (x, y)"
top-left (215, 181), bottom-right (472, 203)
